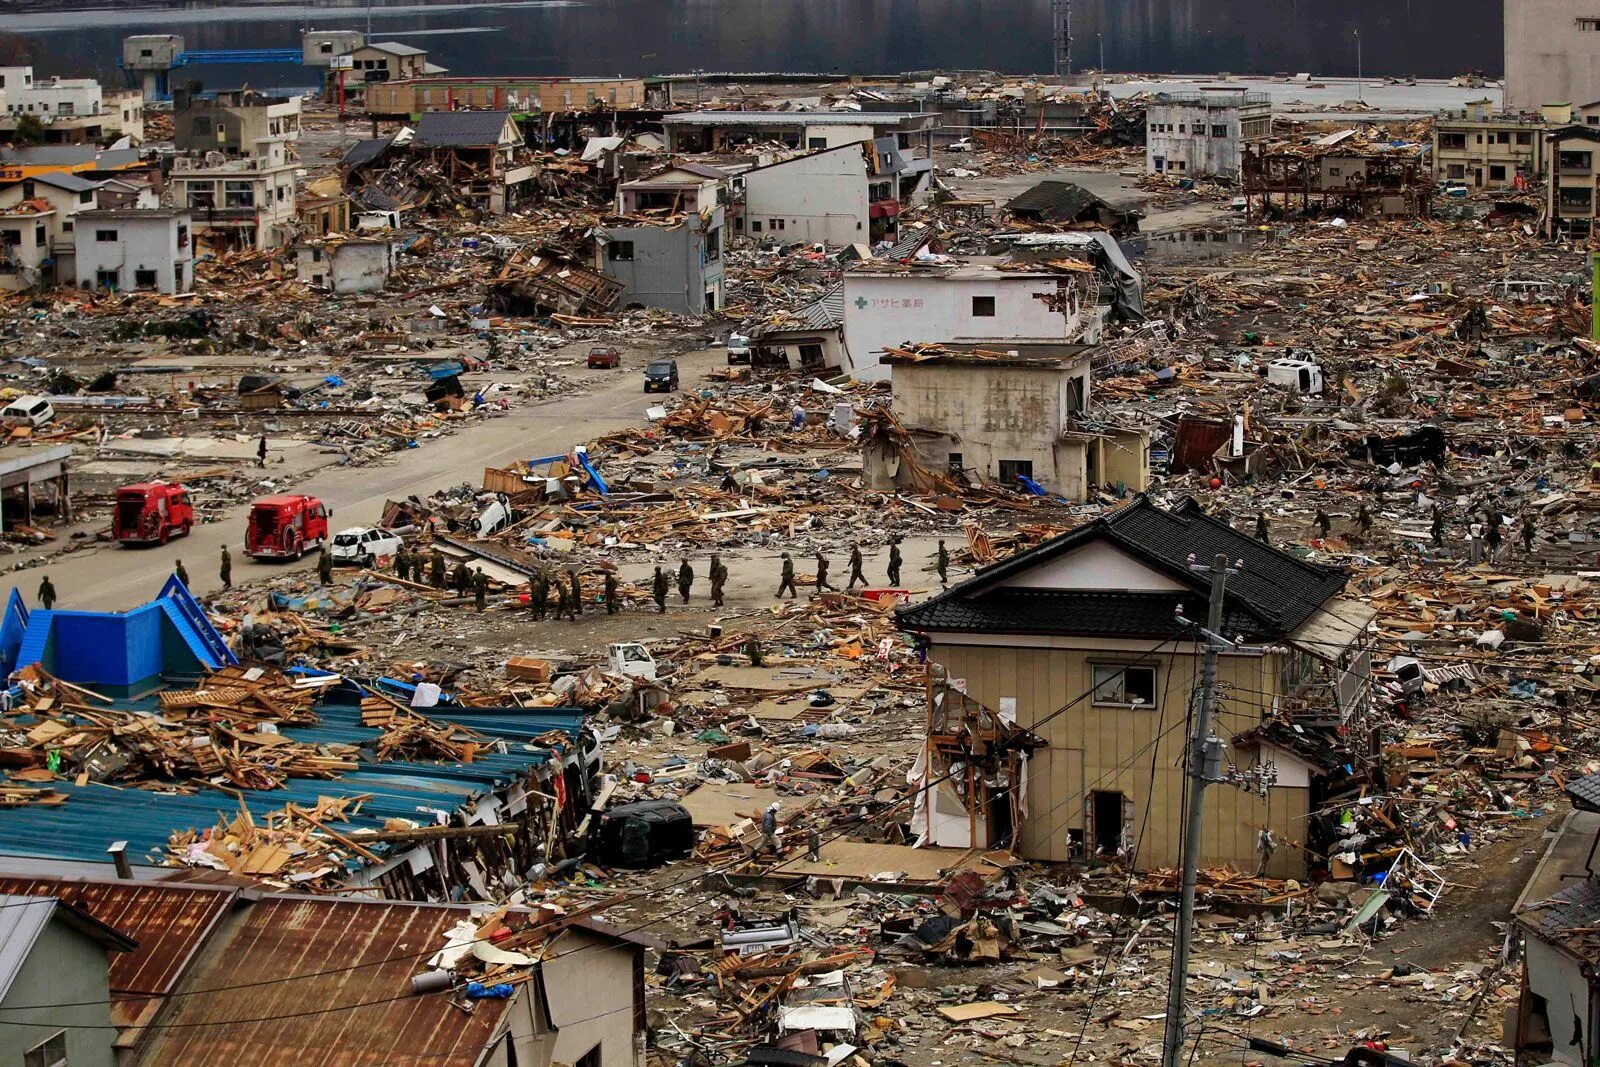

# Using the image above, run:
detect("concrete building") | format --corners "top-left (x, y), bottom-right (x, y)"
top-left (173, 88), bottom-right (302, 158)
top-left (662, 111), bottom-right (936, 154)
top-left (1506, 0), bottom-right (1600, 110)
top-left (754, 285), bottom-right (846, 370)
top-left (865, 344), bottom-right (1148, 500)
top-left (302, 29), bottom-right (366, 67)
top-left (897, 495), bottom-right (1375, 876)
top-left (1546, 124), bottom-right (1600, 237)
top-left (1433, 99), bottom-right (1550, 187)
top-left (594, 208), bottom-right (725, 314)
top-left (343, 41), bottom-right (436, 82)
top-left (170, 138), bottom-right (297, 250)
top-left (0, 171), bottom-right (101, 283)
top-left (73, 208), bottom-right (192, 294)
top-left (840, 263), bottom-right (1106, 382)
top-left (296, 236), bottom-right (396, 293)
top-left (366, 75), bottom-right (648, 117)
top-left (121, 34), bottom-right (183, 101)
top-left (0, 894), bottom-right (135, 1067)
top-left (1145, 91), bottom-right (1271, 180)
top-left (741, 139), bottom-right (930, 247)
top-left (0, 199), bottom-right (54, 291)
top-left (0, 67), bottom-right (142, 145)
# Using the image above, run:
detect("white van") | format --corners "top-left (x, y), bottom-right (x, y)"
top-left (1, 396), bottom-right (55, 428)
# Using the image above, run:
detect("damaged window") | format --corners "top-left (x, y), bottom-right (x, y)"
top-left (971, 295), bottom-right (996, 317)
top-left (607, 241), bottom-right (635, 261)
top-left (1091, 664), bottom-right (1158, 708)
top-left (224, 181), bottom-right (256, 209)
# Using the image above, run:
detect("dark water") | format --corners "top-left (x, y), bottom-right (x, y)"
top-left (13, 0), bottom-right (1503, 88)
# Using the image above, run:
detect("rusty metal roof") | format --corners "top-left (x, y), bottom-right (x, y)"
top-left (139, 896), bottom-right (512, 1066)
top-left (0, 875), bottom-right (234, 1001)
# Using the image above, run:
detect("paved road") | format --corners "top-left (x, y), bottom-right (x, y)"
top-left (26, 346), bottom-right (725, 612)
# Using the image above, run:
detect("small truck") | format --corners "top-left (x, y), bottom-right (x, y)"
top-left (245, 494), bottom-right (331, 560)
top-left (113, 482), bottom-right (195, 545)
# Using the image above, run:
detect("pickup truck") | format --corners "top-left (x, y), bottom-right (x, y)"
top-left (587, 346), bottom-right (622, 369)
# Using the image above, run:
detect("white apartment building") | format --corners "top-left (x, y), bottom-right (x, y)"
top-left (170, 138), bottom-right (297, 251)
top-left (73, 208), bottom-right (193, 294)
top-left (1145, 91), bottom-right (1272, 180)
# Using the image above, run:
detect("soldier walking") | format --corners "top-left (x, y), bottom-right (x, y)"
top-left (175, 558), bottom-right (189, 587)
top-left (710, 554), bottom-right (727, 607)
top-left (777, 553), bottom-right (797, 599)
top-left (219, 546), bottom-right (232, 591)
top-left (318, 546), bottom-right (333, 585)
top-left (430, 550), bottom-right (446, 589)
top-left (677, 558), bottom-right (694, 603)
top-left (567, 568), bottom-right (583, 617)
top-left (814, 552), bottom-right (836, 594)
top-left (605, 571), bottom-right (620, 615)
top-left (887, 538), bottom-right (903, 586)
top-left (652, 566), bottom-right (669, 613)
top-left (936, 540), bottom-right (950, 586)
top-left (847, 543), bottom-right (866, 588)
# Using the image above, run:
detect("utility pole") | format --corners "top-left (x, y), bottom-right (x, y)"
top-left (1160, 554), bottom-right (1276, 1067)
top-left (1098, 33), bottom-right (1105, 75)
top-left (366, 0), bottom-right (374, 41)
top-left (1354, 29), bottom-right (1363, 104)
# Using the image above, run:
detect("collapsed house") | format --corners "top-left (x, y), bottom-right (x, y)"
top-left (1242, 134), bottom-right (1436, 218)
top-left (896, 495), bottom-right (1377, 878)
top-left (341, 111), bottom-right (539, 216)
top-left (591, 162), bottom-right (729, 314)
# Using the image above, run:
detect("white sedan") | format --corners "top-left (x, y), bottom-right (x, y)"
top-left (330, 526), bottom-right (403, 566)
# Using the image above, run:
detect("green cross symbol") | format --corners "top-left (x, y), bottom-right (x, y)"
top-left (854, 297), bottom-right (869, 310)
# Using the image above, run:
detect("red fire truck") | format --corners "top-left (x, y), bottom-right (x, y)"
top-left (245, 494), bottom-right (330, 560)
top-left (113, 482), bottom-right (195, 545)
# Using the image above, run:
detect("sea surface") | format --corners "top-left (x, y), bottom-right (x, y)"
top-left (10, 0), bottom-right (1503, 89)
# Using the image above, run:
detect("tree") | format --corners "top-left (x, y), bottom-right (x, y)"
top-left (13, 114), bottom-right (44, 147)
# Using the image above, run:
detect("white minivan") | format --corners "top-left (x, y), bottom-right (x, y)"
top-left (1, 395), bottom-right (55, 428)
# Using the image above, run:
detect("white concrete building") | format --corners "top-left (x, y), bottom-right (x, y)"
top-left (73, 208), bottom-right (192, 294)
top-left (1507, 0), bottom-right (1600, 109)
top-left (0, 67), bottom-right (140, 145)
top-left (171, 138), bottom-right (297, 251)
top-left (296, 237), bottom-right (397, 293)
top-left (840, 264), bottom-right (1106, 382)
top-left (741, 139), bottom-right (928, 246)
top-left (0, 171), bottom-right (100, 283)
top-left (0, 200), bottom-right (53, 292)
top-left (1146, 91), bottom-right (1272, 180)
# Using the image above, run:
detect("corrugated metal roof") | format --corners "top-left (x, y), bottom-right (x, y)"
top-left (140, 896), bottom-right (512, 1066)
top-left (0, 700), bottom-right (586, 869)
top-left (0, 895), bottom-right (58, 1000)
top-left (0, 876), bottom-right (234, 1000)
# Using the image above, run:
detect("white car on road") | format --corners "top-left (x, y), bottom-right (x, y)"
top-left (330, 526), bottom-right (404, 567)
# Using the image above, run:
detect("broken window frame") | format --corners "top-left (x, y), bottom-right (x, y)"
top-left (606, 240), bottom-right (635, 262)
top-left (1089, 662), bottom-right (1159, 708)
top-left (971, 295), bottom-right (997, 317)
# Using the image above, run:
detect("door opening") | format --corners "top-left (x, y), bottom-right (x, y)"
top-left (1091, 790), bottom-right (1125, 856)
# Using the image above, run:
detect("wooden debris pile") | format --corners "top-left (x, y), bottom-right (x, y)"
top-left (166, 794), bottom-right (375, 886)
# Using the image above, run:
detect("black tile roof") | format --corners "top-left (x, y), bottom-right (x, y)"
top-left (340, 136), bottom-right (394, 169)
top-left (415, 110), bottom-right (515, 148)
top-left (897, 495), bottom-right (1349, 641)
top-left (1521, 877), bottom-right (1600, 961)
top-left (1006, 180), bottom-right (1099, 219)
top-left (1567, 771), bottom-right (1600, 813)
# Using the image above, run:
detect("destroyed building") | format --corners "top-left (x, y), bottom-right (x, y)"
top-left (1144, 90), bottom-right (1271, 181)
top-left (1242, 136), bottom-right (1435, 218)
top-left (0, 198), bottom-right (53, 291)
top-left (295, 235), bottom-right (397, 294)
top-left (365, 75), bottom-right (648, 117)
top-left (740, 137), bottom-right (931, 246)
top-left (863, 343), bottom-right (1149, 499)
top-left (171, 137), bottom-right (298, 251)
top-left (172, 87), bottom-right (303, 158)
top-left (1432, 99), bottom-right (1552, 189)
top-left (0, 171), bottom-right (101, 288)
top-left (1546, 123), bottom-right (1600, 237)
top-left (660, 110), bottom-right (937, 154)
top-left (897, 495), bottom-right (1375, 877)
top-left (352, 110), bottom-right (542, 216)
top-left (1004, 179), bottom-right (1143, 235)
top-left (593, 162), bottom-right (727, 314)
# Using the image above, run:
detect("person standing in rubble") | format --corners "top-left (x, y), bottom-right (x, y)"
top-left (1486, 513), bottom-right (1503, 559)
top-left (533, 570), bottom-right (550, 620)
top-left (318, 546), bottom-right (333, 586)
top-left (936, 540), bottom-right (950, 586)
top-left (219, 546), bottom-right (232, 591)
top-left (887, 538), bottom-right (903, 586)
top-left (1313, 508), bottom-right (1331, 540)
top-left (473, 569), bottom-right (488, 613)
top-left (1523, 512), bottom-right (1538, 555)
top-left (1356, 502), bottom-right (1373, 537)
top-left (847, 543), bottom-right (866, 589)
top-left (36, 575), bottom-right (54, 610)
top-left (652, 566), bottom-right (669, 613)
top-left (256, 434), bottom-right (268, 468)
top-left (604, 571), bottom-right (619, 615)
top-left (813, 552), bottom-right (836, 594)
top-left (567, 568), bottom-right (583, 617)
top-left (552, 578), bottom-right (571, 621)
top-left (761, 801), bottom-right (781, 857)
top-left (451, 561), bottom-right (469, 597)
top-left (1255, 511), bottom-right (1270, 543)
top-left (746, 635), bottom-right (764, 666)
top-left (1469, 520), bottom-right (1484, 565)
top-left (430, 550), bottom-right (446, 589)
top-left (677, 558), bottom-right (694, 603)
top-left (1430, 509), bottom-right (1445, 547)
top-left (174, 559), bottom-right (189, 587)
top-left (777, 553), bottom-right (798, 599)
top-left (710, 554), bottom-right (727, 607)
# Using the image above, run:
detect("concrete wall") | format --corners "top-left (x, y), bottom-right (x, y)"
top-left (743, 146), bottom-right (868, 247)
top-left (0, 211), bottom-right (52, 291)
top-left (1146, 103), bottom-right (1245, 178)
top-left (177, 100), bottom-right (301, 157)
top-left (1507, 0), bottom-right (1600, 110)
top-left (927, 635), bottom-right (1307, 875)
top-left (598, 208), bottom-right (725, 314)
top-left (75, 214), bottom-right (191, 294)
top-left (1434, 118), bottom-right (1544, 186)
top-left (0, 917), bottom-right (117, 1067)
top-left (0, 181), bottom-right (94, 252)
top-left (298, 241), bottom-right (395, 294)
top-left (541, 929), bottom-right (641, 1067)
top-left (842, 273), bottom-right (1088, 382)
top-left (366, 77), bottom-right (646, 115)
